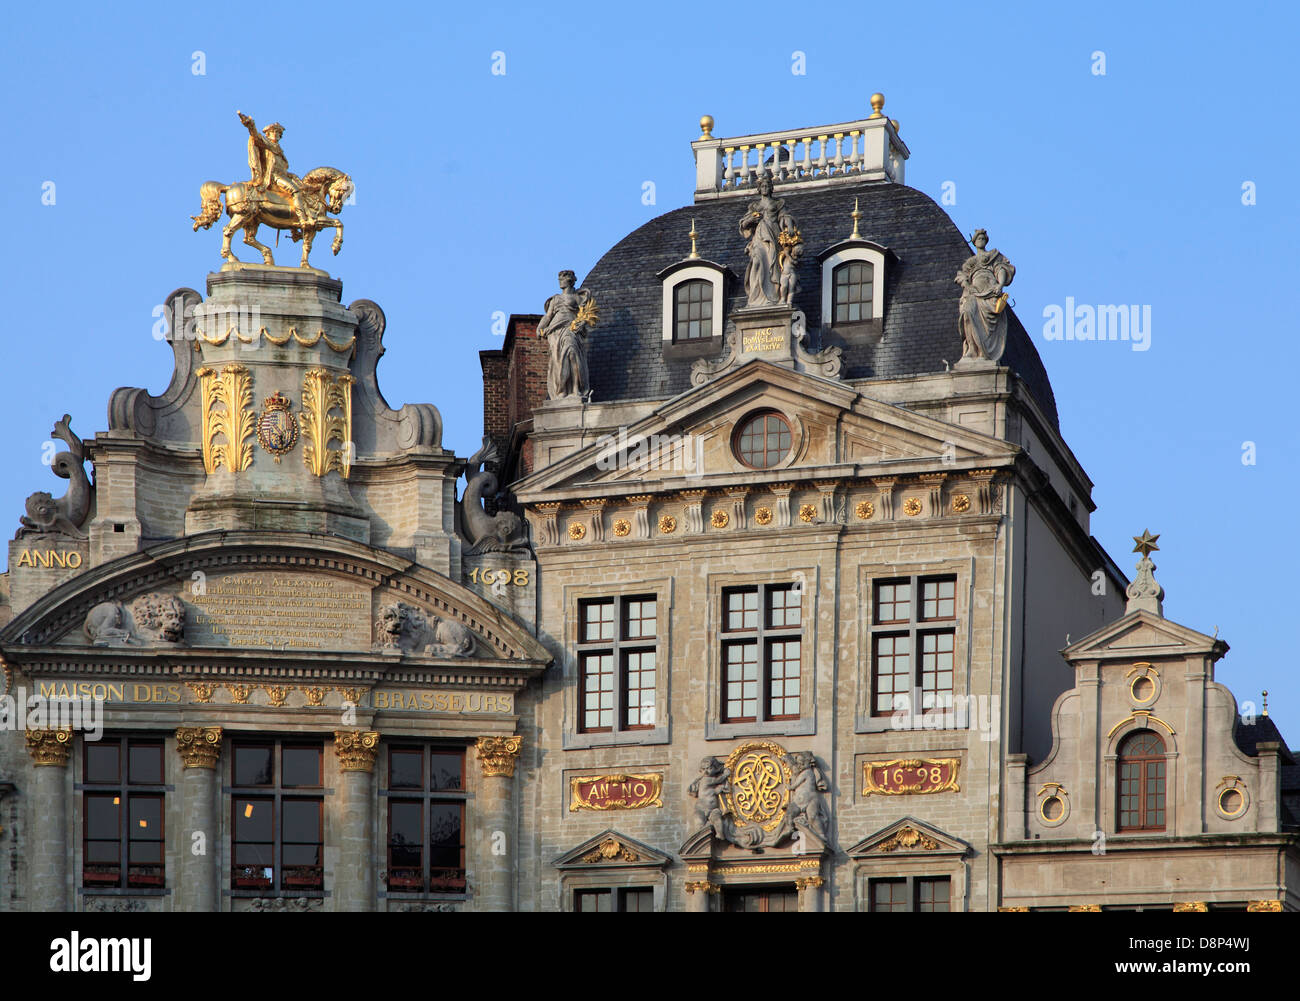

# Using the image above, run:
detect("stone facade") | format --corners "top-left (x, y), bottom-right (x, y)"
top-left (0, 108), bottom-right (1294, 912)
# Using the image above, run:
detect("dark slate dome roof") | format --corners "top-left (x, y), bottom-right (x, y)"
top-left (581, 179), bottom-right (1059, 429)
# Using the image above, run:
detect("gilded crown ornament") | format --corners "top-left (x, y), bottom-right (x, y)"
top-left (191, 111), bottom-right (354, 269)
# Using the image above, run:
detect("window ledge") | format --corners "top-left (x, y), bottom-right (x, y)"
top-left (564, 724), bottom-right (671, 750)
top-left (705, 717), bottom-right (815, 741)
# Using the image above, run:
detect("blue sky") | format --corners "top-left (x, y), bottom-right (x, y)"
top-left (1, 2), bottom-right (1295, 733)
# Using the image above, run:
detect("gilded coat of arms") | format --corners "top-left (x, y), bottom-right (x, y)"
top-left (256, 392), bottom-right (299, 462)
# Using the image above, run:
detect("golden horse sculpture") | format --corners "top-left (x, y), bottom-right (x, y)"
top-left (191, 115), bottom-right (353, 269)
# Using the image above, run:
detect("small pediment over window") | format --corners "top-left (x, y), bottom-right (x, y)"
top-left (847, 817), bottom-right (969, 859)
top-left (552, 830), bottom-right (673, 871)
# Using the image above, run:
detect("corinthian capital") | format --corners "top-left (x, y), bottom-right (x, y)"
top-left (175, 726), bottom-right (223, 769)
top-left (26, 728), bottom-right (73, 767)
top-left (476, 735), bottom-right (523, 777)
top-left (334, 730), bottom-right (380, 772)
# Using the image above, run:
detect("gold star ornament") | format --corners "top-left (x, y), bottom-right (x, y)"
top-left (1132, 529), bottom-right (1160, 558)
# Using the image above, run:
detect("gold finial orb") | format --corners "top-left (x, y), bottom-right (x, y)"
top-left (699, 115), bottom-right (715, 138)
top-left (869, 93), bottom-right (886, 119)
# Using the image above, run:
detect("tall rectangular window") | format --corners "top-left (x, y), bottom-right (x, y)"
top-left (870, 574), bottom-right (958, 716)
top-left (230, 740), bottom-right (324, 893)
top-left (386, 745), bottom-right (468, 894)
top-left (83, 738), bottom-right (165, 889)
top-left (577, 596), bottom-right (658, 733)
top-left (721, 584), bottom-right (802, 723)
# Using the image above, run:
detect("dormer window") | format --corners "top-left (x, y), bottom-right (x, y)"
top-left (673, 279), bottom-right (713, 340)
top-left (819, 240), bottom-right (887, 339)
top-left (832, 261), bottom-right (874, 323)
top-left (658, 259), bottom-right (726, 358)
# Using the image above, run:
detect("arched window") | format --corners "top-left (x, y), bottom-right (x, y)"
top-left (1118, 730), bottom-right (1166, 832)
top-left (673, 279), bottom-right (713, 341)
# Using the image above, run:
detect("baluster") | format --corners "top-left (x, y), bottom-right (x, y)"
top-left (815, 135), bottom-right (829, 176)
top-left (848, 130), bottom-right (862, 174)
top-left (832, 133), bottom-right (845, 175)
top-left (801, 137), bottom-right (813, 179)
top-left (739, 145), bottom-right (751, 187)
top-left (723, 147), bottom-right (736, 190)
top-left (785, 139), bottom-right (797, 181)
top-left (755, 142), bottom-right (767, 181)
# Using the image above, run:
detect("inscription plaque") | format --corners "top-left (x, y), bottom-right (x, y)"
top-left (188, 572), bottom-right (370, 650)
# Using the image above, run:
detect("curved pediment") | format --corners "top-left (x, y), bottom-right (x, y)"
top-left (0, 530), bottom-right (550, 667)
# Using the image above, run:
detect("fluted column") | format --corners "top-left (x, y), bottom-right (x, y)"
top-left (333, 730), bottom-right (379, 911)
top-left (26, 728), bottom-right (72, 911)
top-left (474, 735), bottom-right (521, 912)
top-left (175, 726), bottom-right (222, 911)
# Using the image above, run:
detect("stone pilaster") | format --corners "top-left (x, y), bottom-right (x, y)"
top-left (474, 735), bottom-right (521, 912)
top-left (26, 728), bottom-right (72, 911)
top-left (333, 730), bottom-right (379, 911)
top-left (176, 726), bottom-right (222, 911)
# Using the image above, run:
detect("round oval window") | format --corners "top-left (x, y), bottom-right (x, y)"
top-left (1040, 796), bottom-right (1065, 822)
top-left (1219, 788), bottom-right (1244, 817)
top-left (1131, 675), bottom-right (1155, 703)
top-left (734, 411), bottom-right (792, 469)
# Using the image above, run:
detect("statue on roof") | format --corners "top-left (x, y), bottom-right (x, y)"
top-left (190, 111), bottom-right (354, 269)
top-left (955, 229), bottom-right (1015, 364)
top-left (539, 270), bottom-right (599, 402)
top-left (739, 173), bottom-right (801, 308)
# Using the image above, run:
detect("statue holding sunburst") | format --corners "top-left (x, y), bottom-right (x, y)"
top-left (540, 269), bottom-right (600, 402)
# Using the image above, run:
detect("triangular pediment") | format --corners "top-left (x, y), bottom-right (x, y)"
top-left (515, 361), bottom-right (1017, 502)
top-left (552, 829), bottom-right (672, 870)
top-left (847, 817), bottom-right (970, 859)
top-left (1062, 609), bottom-right (1228, 664)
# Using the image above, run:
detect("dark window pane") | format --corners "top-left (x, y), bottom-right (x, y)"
top-left (577, 889), bottom-right (611, 912)
top-left (85, 743), bottom-right (120, 785)
top-left (428, 751), bottom-right (463, 791)
top-left (389, 749), bottom-right (423, 790)
top-left (390, 801), bottom-right (423, 845)
top-left (234, 798), bottom-right (273, 841)
top-left (281, 799), bottom-right (321, 842)
top-left (281, 746), bottom-right (322, 788)
top-left (129, 796), bottom-right (162, 838)
top-left (233, 745), bottom-right (273, 786)
top-left (620, 888), bottom-right (654, 912)
top-left (429, 803), bottom-right (463, 853)
top-left (128, 743), bottom-right (163, 785)
top-left (85, 794), bottom-right (120, 840)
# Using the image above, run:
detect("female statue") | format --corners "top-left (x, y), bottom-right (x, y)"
top-left (539, 270), bottom-right (598, 401)
top-left (739, 174), bottom-right (797, 308)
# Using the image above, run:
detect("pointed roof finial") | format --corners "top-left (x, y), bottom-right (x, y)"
top-left (1125, 529), bottom-right (1165, 616)
top-left (688, 218), bottom-right (700, 259)
top-left (1263, 690), bottom-right (1269, 717)
top-left (850, 197), bottom-right (862, 240)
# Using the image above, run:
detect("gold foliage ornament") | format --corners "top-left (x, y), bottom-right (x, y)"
top-left (301, 368), bottom-right (354, 478)
top-left (197, 364), bottom-right (255, 474)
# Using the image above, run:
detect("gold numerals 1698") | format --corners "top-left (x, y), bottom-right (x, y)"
top-left (469, 567), bottom-right (530, 587)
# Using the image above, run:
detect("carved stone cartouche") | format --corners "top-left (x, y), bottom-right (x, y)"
top-left (16, 415), bottom-right (91, 540)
